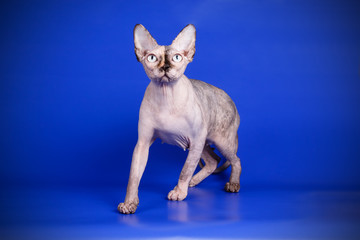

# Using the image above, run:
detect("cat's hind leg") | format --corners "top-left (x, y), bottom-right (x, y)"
top-left (213, 134), bottom-right (241, 192)
top-left (189, 145), bottom-right (219, 187)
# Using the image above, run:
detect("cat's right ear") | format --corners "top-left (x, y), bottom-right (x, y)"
top-left (134, 24), bottom-right (158, 61)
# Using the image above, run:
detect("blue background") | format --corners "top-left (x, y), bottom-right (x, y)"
top-left (1, 0), bottom-right (360, 239)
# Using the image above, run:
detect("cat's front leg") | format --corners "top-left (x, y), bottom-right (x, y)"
top-left (118, 134), bottom-right (153, 214)
top-left (168, 141), bottom-right (205, 201)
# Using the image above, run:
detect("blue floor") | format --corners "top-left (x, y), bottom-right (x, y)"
top-left (1, 179), bottom-right (360, 240)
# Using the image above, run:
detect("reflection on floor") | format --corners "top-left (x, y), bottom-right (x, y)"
top-left (1, 182), bottom-right (360, 239)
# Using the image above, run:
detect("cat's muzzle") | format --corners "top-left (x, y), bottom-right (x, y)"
top-left (160, 74), bottom-right (170, 83)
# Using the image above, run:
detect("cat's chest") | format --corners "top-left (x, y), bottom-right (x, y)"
top-left (154, 108), bottom-right (193, 133)
top-left (152, 108), bottom-right (198, 149)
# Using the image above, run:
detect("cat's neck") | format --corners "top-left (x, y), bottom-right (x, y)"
top-left (147, 75), bottom-right (194, 111)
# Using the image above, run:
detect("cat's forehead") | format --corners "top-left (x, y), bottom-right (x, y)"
top-left (150, 45), bottom-right (165, 54)
top-left (165, 46), bottom-right (179, 55)
top-left (150, 45), bottom-right (179, 55)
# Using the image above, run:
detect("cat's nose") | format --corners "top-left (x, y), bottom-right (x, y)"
top-left (162, 64), bottom-right (170, 72)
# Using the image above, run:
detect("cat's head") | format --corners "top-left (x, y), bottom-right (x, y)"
top-left (134, 24), bottom-right (195, 83)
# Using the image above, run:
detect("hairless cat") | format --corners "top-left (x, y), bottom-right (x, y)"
top-left (118, 24), bottom-right (241, 214)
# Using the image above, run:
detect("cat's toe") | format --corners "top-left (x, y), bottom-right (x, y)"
top-left (118, 202), bottom-right (138, 214)
top-left (225, 182), bottom-right (240, 193)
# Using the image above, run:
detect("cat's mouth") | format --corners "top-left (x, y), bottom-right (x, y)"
top-left (160, 74), bottom-right (171, 83)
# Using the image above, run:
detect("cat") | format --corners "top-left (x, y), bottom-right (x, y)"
top-left (118, 24), bottom-right (241, 214)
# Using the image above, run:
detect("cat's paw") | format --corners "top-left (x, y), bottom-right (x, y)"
top-left (168, 186), bottom-right (187, 201)
top-left (225, 182), bottom-right (240, 193)
top-left (118, 201), bottom-right (138, 214)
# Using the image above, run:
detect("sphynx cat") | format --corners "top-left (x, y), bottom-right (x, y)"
top-left (118, 24), bottom-right (241, 214)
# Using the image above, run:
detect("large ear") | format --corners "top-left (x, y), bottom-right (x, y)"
top-left (134, 24), bottom-right (158, 61)
top-left (171, 24), bottom-right (196, 62)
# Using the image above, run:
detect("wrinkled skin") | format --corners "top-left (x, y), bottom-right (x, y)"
top-left (118, 24), bottom-right (241, 214)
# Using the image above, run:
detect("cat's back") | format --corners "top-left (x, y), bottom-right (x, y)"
top-left (190, 78), bottom-right (226, 99)
top-left (189, 78), bottom-right (235, 109)
top-left (189, 79), bottom-right (239, 133)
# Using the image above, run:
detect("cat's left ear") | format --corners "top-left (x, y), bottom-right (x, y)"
top-left (171, 24), bottom-right (196, 62)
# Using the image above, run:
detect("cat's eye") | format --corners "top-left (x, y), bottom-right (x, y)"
top-left (172, 54), bottom-right (182, 62)
top-left (147, 54), bottom-right (157, 63)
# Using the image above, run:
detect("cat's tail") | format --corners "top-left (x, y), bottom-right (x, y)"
top-left (198, 147), bottom-right (230, 174)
